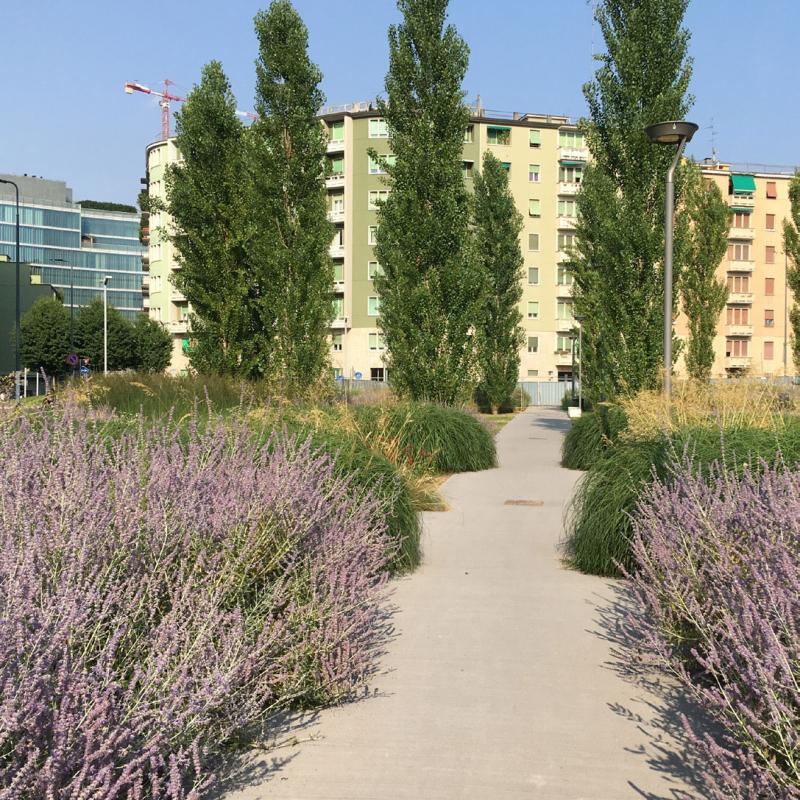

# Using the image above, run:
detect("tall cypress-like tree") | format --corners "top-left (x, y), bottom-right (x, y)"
top-left (167, 61), bottom-right (259, 376)
top-left (373, 0), bottom-right (483, 405)
top-left (678, 164), bottom-right (730, 381)
top-left (572, 0), bottom-right (693, 399)
top-left (784, 173), bottom-right (800, 369)
top-left (473, 152), bottom-right (524, 413)
top-left (249, 0), bottom-right (334, 395)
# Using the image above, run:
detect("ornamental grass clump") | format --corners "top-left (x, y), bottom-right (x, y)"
top-left (561, 404), bottom-right (627, 471)
top-left (628, 461), bottom-right (800, 799)
top-left (0, 408), bottom-right (390, 798)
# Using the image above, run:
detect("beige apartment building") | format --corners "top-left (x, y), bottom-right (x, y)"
top-left (142, 106), bottom-right (797, 382)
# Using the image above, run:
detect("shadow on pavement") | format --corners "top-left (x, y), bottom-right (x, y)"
top-left (588, 583), bottom-right (717, 800)
top-left (529, 412), bottom-right (571, 433)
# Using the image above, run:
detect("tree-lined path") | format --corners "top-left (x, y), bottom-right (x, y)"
top-left (224, 409), bottom-right (704, 799)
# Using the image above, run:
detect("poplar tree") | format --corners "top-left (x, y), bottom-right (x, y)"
top-left (784, 173), bottom-right (800, 369)
top-left (167, 61), bottom-right (258, 375)
top-left (373, 0), bottom-right (483, 404)
top-left (473, 152), bottom-right (524, 412)
top-left (248, 0), bottom-right (334, 395)
top-left (679, 164), bottom-right (730, 382)
top-left (572, 0), bottom-right (693, 398)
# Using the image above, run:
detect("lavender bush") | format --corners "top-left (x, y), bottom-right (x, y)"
top-left (0, 409), bottom-right (391, 798)
top-left (629, 461), bottom-right (800, 799)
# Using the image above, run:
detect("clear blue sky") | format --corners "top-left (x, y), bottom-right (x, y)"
top-left (2, 0), bottom-right (797, 205)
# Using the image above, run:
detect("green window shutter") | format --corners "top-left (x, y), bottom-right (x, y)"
top-left (559, 159), bottom-right (586, 166)
top-left (334, 262), bottom-right (344, 281)
top-left (529, 199), bottom-right (540, 216)
top-left (529, 129), bottom-right (541, 146)
top-left (331, 120), bottom-right (344, 141)
top-left (731, 174), bottom-right (756, 193)
top-left (501, 162), bottom-right (511, 171)
top-left (528, 267), bottom-right (539, 284)
top-left (331, 156), bottom-right (344, 174)
top-left (528, 336), bottom-right (539, 353)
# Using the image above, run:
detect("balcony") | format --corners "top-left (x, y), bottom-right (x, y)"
top-left (557, 216), bottom-right (577, 230)
top-left (558, 181), bottom-right (580, 196)
top-left (327, 138), bottom-right (345, 154)
top-left (728, 292), bottom-right (753, 304)
top-left (727, 259), bottom-right (754, 272)
top-left (556, 319), bottom-right (575, 332)
top-left (171, 289), bottom-right (186, 303)
top-left (142, 297), bottom-right (150, 310)
top-left (333, 279), bottom-right (345, 292)
top-left (726, 324), bottom-right (753, 337)
top-left (729, 226), bottom-right (755, 240)
top-left (326, 173), bottom-right (345, 189)
top-left (725, 356), bottom-right (751, 370)
top-left (327, 209), bottom-right (345, 224)
top-left (729, 195), bottom-right (755, 209)
top-left (554, 350), bottom-right (574, 367)
top-left (559, 146), bottom-right (589, 162)
top-left (331, 317), bottom-right (349, 330)
top-left (556, 283), bottom-right (574, 297)
top-left (329, 242), bottom-right (345, 258)
top-left (169, 319), bottom-right (190, 334)
top-left (141, 276), bottom-right (149, 294)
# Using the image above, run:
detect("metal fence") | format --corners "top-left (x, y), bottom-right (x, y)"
top-left (516, 381), bottom-right (575, 407)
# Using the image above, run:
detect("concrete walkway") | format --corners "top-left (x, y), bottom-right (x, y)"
top-left (223, 409), bottom-right (705, 800)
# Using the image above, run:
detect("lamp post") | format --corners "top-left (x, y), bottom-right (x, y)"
top-left (102, 275), bottom-right (111, 375)
top-left (574, 314), bottom-right (585, 411)
top-left (0, 178), bottom-right (21, 402)
top-left (645, 120), bottom-right (699, 398)
top-left (53, 257), bottom-right (75, 372)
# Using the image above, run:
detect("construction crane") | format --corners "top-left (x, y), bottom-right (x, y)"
top-left (124, 79), bottom-right (257, 140)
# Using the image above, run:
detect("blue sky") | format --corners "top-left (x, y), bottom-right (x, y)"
top-left (2, 0), bottom-right (797, 204)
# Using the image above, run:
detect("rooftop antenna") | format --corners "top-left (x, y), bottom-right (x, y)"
top-left (710, 117), bottom-right (718, 164)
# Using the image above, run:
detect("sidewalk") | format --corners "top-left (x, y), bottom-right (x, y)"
top-left (222, 408), bottom-right (705, 800)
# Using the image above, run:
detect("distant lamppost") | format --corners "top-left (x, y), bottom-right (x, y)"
top-left (53, 257), bottom-right (75, 369)
top-left (102, 275), bottom-right (111, 375)
top-left (645, 120), bottom-right (699, 398)
top-left (574, 314), bottom-right (585, 411)
top-left (0, 178), bottom-right (21, 402)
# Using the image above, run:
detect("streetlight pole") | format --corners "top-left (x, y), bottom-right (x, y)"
top-left (0, 178), bottom-right (21, 402)
top-left (103, 275), bottom-right (111, 375)
top-left (645, 120), bottom-right (699, 399)
top-left (53, 257), bottom-right (75, 373)
top-left (574, 314), bottom-right (585, 411)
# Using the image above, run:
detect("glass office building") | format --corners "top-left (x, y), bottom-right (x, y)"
top-left (0, 175), bottom-right (144, 319)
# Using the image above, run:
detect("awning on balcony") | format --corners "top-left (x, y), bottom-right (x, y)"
top-left (559, 159), bottom-right (586, 166)
top-left (731, 174), bottom-right (756, 193)
top-left (487, 125), bottom-right (511, 131)
top-left (730, 206), bottom-right (753, 214)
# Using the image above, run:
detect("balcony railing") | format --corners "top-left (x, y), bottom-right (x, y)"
top-left (725, 356), bottom-right (751, 369)
top-left (726, 324), bottom-right (753, 336)
top-left (333, 279), bottom-right (345, 292)
top-left (329, 242), bottom-right (345, 258)
top-left (327, 209), bottom-right (345, 223)
top-left (556, 283), bottom-right (574, 297)
top-left (327, 138), bottom-right (345, 154)
top-left (554, 350), bottom-right (574, 366)
top-left (558, 146), bottom-right (589, 162)
top-left (330, 317), bottom-right (349, 330)
top-left (169, 319), bottom-right (190, 334)
top-left (171, 289), bottom-right (186, 303)
top-left (557, 216), bottom-right (577, 230)
top-left (728, 291), bottom-right (754, 304)
top-left (729, 194), bottom-right (755, 208)
top-left (558, 181), bottom-right (580, 196)
top-left (326, 173), bottom-right (345, 189)
top-left (729, 226), bottom-right (755, 240)
top-left (727, 259), bottom-right (754, 272)
top-left (556, 319), bottom-right (575, 332)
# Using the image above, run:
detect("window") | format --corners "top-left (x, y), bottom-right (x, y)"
top-left (727, 242), bottom-right (751, 261)
top-left (487, 126), bottom-right (511, 145)
top-left (559, 164), bottom-right (584, 184)
top-left (765, 277), bottom-right (775, 296)
top-left (527, 369), bottom-right (539, 377)
top-left (463, 126), bottom-right (474, 143)
top-left (332, 367), bottom-right (343, 379)
top-left (331, 227), bottom-right (344, 247)
top-left (732, 211), bottom-right (751, 229)
top-left (368, 332), bottom-right (386, 351)
top-left (332, 333), bottom-right (343, 352)
top-left (368, 154), bottom-right (396, 173)
top-left (370, 367), bottom-right (387, 382)
top-left (527, 336), bottom-right (539, 354)
top-left (556, 335), bottom-right (573, 352)
top-left (368, 118), bottom-right (389, 138)
top-left (330, 120), bottom-right (344, 142)
top-left (529, 129), bottom-right (541, 148)
top-left (368, 226), bottom-right (378, 246)
top-left (330, 156), bottom-right (344, 175)
top-left (558, 130), bottom-right (585, 148)
top-left (367, 296), bottom-right (380, 316)
top-left (766, 181), bottom-right (777, 199)
top-left (368, 261), bottom-right (383, 279)
top-left (727, 274), bottom-right (750, 293)
top-left (527, 301), bottom-right (539, 319)
top-left (330, 194), bottom-right (344, 214)
top-left (766, 213), bottom-right (775, 230)
top-left (726, 338), bottom-right (749, 357)
top-left (556, 300), bottom-right (574, 320)
top-left (462, 161), bottom-right (474, 178)
top-left (368, 190), bottom-right (389, 210)
top-left (766, 245), bottom-right (776, 264)
top-left (558, 232), bottom-right (575, 251)
top-left (558, 199), bottom-right (577, 218)
top-left (528, 199), bottom-right (541, 217)
top-left (528, 164), bottom-right (540, 183)
top-left (333, 262), bottom-right (344, 282)
top-left (528, 267), bottom-right (539, 285)
top-left (726, 306), bottom-right (749, 325)
top-left (333, 297), bottom-right (344, 319)
top-left (557, 265), bottom-right (574, 285)
top-left (765, 309), bottom-right (775, 327)
top-left (764, 341), bottom-right (774, 360)
top-left (528, 233), bottom-right (540, 251)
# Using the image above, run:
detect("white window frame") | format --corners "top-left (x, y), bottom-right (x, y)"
top-left (368, 226), bottom-right (378, 245)
top-left (529, 164), bottom-right (540, 183)
top-left (368, 190), bottom-right (389, 210)
top-left (368, 261), bottom-right (383, 280)
top-left (528, 267), bottom-right (539, 285)
top-left (527, 336), bottom-right (539, 354)
top-left (368, 118), bottom-right (389, 139)
top-left (367, 296), bottom-right (380, 316)
top-left (527, 301), bottom-right (539, 320)
top-left (368, 331), bottom-right (386, 351)
top-left (528, 233), bottom-right (540, 252)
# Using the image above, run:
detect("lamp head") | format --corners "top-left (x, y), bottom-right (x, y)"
top-left (103, 275), bottom-right (111, 287)
top-left (645, 120), bottom-right (699, 145)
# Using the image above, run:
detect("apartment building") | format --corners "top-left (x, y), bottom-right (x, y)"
top-left (0, 174), bottom-right (145, 320)
top-left (675, 162), bottom-right (796, 378)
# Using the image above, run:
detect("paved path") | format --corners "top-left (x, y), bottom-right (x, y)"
top-left (223, 409), bottom-right (705, 800)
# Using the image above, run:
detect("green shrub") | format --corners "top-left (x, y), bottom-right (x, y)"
top-left (356, 402), bottom-right (497, 474)
top-left (509, 386), bottom-right (531, 411)
top-left (565, 421), bottom-right (800, 577)
top-left (561, 404), bottom-right (627, 471)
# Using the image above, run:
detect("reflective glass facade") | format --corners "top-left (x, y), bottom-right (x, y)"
top-left (0, 193), bottom-right (144, 320)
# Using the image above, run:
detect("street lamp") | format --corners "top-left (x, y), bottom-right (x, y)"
top-left (646, 120), bottom-right (699, 398)
top-left (574, 314), bottom-right (585, 412)
top-left (53, 257), bottom-right (75, 370)
top-left (0, 178), bottom-right (21, 402)
top-left (102, 275), bottom-right (111, 375)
